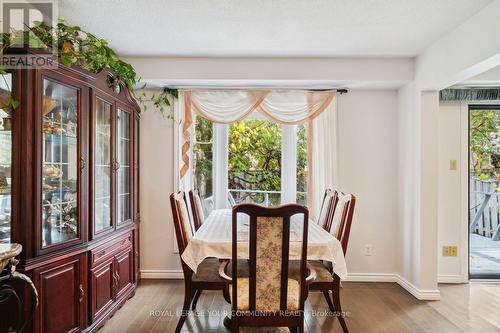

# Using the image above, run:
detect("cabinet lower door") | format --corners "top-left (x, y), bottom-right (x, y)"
top-left (90, 258), bottom-right (115, 322)
top-left (115, 247), bottom-right (133, 298)
top-left (33, 254), bottom-right (87, 333)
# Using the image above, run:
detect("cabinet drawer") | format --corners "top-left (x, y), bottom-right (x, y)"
top-left (91, 232), bottom-right (132, 265)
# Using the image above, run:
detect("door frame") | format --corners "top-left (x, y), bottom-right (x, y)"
top-left (467, 104), bottom-right (500, 280)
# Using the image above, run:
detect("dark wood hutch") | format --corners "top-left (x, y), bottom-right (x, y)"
top-left (0, 54), bottom-right (141, 332)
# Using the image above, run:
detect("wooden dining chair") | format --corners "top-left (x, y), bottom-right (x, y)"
top-left (189, 189), bottom-right (206, 231)
top-left (317, 189), bottom-right (338, 230)
top-left (219, 203), bottom-right (317, 333)
top-left (308, 191), bottom-right (356, 333)
top-left (170, 191), bottom-right (237, 333)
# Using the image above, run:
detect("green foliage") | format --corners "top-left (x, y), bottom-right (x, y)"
top-left (296, 124), bottom-right (307, 195)
top-left (136, 88), bottom-right (178, 117)
top-left (0, 18), bottom-right (177, 114)
top-left (193, 116), bottom-right (308, 204)
top-left (470, 109), bottom-right (500, 180)
top-left (228, 119), bottom-right (282, 193)
top-left (193, 117), bottom-right (214, 198)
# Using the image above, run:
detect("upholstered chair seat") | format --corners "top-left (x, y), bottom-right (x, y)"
top-left (289, 260), bottom-right (333, 283)
top-left (229, 277), bottom-right (301, 311)
top-left (193, 258), bottom-right (250, 282)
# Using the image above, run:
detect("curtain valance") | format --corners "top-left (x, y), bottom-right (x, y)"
top-left (184, 89), bottom-right (336, 124)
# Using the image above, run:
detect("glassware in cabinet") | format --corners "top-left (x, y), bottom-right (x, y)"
top-left (41, 79), bottom-right (79, 247)
top-left (0, 73), bottom-right (13, 243)
top-left (94, 98), bottom-right (112, 233)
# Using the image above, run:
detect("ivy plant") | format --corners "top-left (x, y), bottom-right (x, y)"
top-left (0, 18), bottom-right (177, 115)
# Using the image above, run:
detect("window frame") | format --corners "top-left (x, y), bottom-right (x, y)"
top-left (193, 114), bottom-right (304, 207)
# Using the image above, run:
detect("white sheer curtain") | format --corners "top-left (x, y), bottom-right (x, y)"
top-left (177, 89), bottom-right (338, 218)
top-left (307, 98), bottom-right (339, 219)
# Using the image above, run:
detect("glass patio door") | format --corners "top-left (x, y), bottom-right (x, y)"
top-left (469, 105), bottom-right (500, 278)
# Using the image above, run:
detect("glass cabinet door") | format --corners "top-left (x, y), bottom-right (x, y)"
top-left (94, 98), bottom-right (112, 233)
top-left (42, 79), bottom-right (79, 247)
top-left (0, 73), bottom-right (13, 243)
top-left (116, 108), bottom-right (132, 225)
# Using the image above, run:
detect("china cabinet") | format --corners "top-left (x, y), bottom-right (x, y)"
top-left (0, 53), bottom-right (141, 333)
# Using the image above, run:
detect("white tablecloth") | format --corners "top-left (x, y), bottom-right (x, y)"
top-left (181, 209), bottom-right (348, 279)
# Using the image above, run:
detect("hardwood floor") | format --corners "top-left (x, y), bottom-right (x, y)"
top-left (100, 280), bottom-right (500, 333)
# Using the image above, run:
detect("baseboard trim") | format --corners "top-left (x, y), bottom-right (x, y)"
top-left (345, 273), bottom-right (399, 283)
top-left (438, 274), bottom-right (467, 284)
top-left (140, 269), bottom-right (183, 279)
top-left (397, 275), bottom-right (441, 300)
top-left (346, 273), bottom-right (441, 300)
top-left (140, 270), bottom-right (441, 300)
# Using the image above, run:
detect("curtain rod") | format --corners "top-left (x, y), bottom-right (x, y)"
top-left (174, 87), bottom-right (348, 94)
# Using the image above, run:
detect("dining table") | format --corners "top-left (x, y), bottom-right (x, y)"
top-left (181, 209), bottom-right (348, 280)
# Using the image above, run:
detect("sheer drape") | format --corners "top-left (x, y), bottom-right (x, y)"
top-left (307, 99), bottom-right (339, 219)
top-left (178, 89), bottom-right (338, 218)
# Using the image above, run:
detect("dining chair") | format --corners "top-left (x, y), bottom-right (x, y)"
top-left (189, 189), bottom-right (205, 231)
top-left (219, 203), bottom-right (317, 333)
top-left (170, 191), bottom-right (240, 333)
top-left (317, 189), bottom-right (338, 230)
top-left (308, 191), bottom-right (356, 333)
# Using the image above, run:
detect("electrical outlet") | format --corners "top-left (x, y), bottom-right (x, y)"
top-left (363, 244), bottom-right (373, 256)
top-left (442, 245), bottom-right (458, 257)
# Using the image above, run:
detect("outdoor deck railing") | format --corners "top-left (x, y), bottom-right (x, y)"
top-left (470, 178), bottom-right (500, 241)
top-left (228, 189), bottom-right (307, 207)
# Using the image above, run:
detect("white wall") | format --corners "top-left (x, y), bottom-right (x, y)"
top-left (437, 102), bottom-right (468, 282)
top-left (139, 90), bottom-right (400, 278)
top-left (337, 91), bottom-right (399, 276)
top-left (397, 83), bottom-right (420, 287)
top-left (394, 0), bottom-right (500, 298)
top-left (139, 108), bottom-right (182, 278)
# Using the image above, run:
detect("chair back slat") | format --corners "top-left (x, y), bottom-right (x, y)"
top-left (318, 189), bottom-right (337, 230)
top-left (169, 192), bottom-right (194, 254)
top-left (232, 203), bottom-right (309, 313)
top-left (329, 192), bottom-right (356, 254)
top-left (189, 189), bottom-right (205, 231)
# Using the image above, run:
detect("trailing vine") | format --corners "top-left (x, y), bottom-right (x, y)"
top-left (0, 18), bottom-right (177, 115)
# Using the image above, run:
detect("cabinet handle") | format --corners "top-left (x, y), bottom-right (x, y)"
top-left (96, 250), bottom-right (106, 259)
top-left (79, 157), bottom-right (86, 171)
top-left (112, 160), bottom-right (121, 171)
top-left (116, 272), bottom-right (120, 282)
top-left (79, 284), bottom-right (84, 303)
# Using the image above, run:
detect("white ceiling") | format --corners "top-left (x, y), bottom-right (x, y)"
top-left (59, 0), bottom-right (492, 57)
top-left (453, 66), bottom-right (500, 88)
